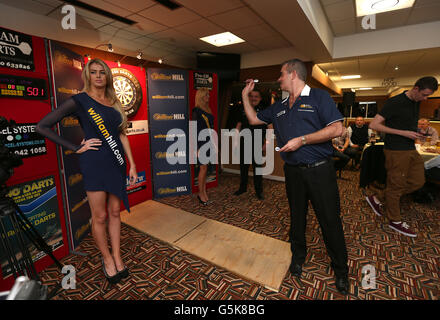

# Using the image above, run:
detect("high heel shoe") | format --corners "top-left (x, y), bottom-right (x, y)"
top-left (197, 195), bottom-right (208, 205)
top-left (117, 265), bottom-right (129, 279)
top-left (102, 257), bottom-right (121, 284)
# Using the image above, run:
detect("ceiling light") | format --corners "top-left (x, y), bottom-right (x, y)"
top-left (341, 75), bottom-right (362, 80)
top-left (200, 32), bottom-right (245, 47)
top-left (137, 52), bottom-right (143, 60)
top-left (394, 66), bottom-right (399, 70)
top-left (158, 58), bottom-right (163, 64)
top-left (357, 87), bottom-right (373, 90)
top-left (107, 43), bottom-right (113, 52)
top-left (356, 0), bottom-right (415, 17)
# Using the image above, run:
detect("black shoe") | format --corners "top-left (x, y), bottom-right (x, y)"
top-left (234, 189), bottom-right (246, 196)
top-left (117, 266), bottom-right (129, 279)
top-left (197, 195), bottom-right (208, 205)
top-left (102, 258), bottom-right (121, 284)
top-left (335, 275), bottom-right (349, 295)
top-left (289, 262), bottom-right (302, 278)
top-left (256, 193), bottom-right (264, 200)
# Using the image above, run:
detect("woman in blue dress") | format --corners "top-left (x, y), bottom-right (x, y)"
top-left (192, 88), bottom-right (216, 205)
top-left (36, 59), bottom-right (137, 284)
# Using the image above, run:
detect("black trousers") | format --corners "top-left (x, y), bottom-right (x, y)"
top-left (238, 137), bottom-right (263, 194)
top-left (284, 160), bottom-right (348, 277)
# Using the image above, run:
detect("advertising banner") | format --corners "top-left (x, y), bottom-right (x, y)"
top-left (49, 41), bottom-right (89, 250)
top-left (0, 27), bottom-right (34, 71)
top-left (0, 176), bottom-right (63, 278)
top-left (147, 68), bottom-right (191, 198)
top-left (0, 32), bottom-right (69, 291)
top-left (0, 122), bottom-right (47, 158)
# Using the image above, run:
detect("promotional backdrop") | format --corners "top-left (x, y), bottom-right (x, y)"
top-left (0, 30), bottom-right (69, 291)
top-left (147, 68), bottom-right (191, 198)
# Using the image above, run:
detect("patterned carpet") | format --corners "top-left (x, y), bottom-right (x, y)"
top-left (39, 170), bottom-right (440, 300)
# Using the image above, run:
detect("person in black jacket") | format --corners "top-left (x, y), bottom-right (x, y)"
top-left (233, 89), bottom-right (267, 199)
top-left (345, 117), bottom-right (372, 168)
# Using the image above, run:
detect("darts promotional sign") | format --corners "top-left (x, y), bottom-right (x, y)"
top-left (0, 27), bottom-right (34, 71)
top-left (0, 176), bottom-right (64, 278)
top-left (0, 122), bottom-right (47, 158)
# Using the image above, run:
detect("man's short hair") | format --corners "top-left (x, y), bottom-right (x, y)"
top-left (414, 77), bottom-right (438, 92)
top-left (282, 59), bottom-right (307, 81)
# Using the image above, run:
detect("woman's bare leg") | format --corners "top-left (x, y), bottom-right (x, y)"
top-left (107, 193), bottom-right (124, 271)
top-left (86, 191), bottom-right (117, 276)
top-left (198, 164), bottom-right (208, 201)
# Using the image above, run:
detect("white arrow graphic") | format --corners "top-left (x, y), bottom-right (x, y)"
top-left (0, 41), bottom-right (32, 55)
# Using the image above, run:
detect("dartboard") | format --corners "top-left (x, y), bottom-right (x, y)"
top-left (111, 68), bottom-right (142, 118)
top-left (114, 75), bottom-right (136, 108)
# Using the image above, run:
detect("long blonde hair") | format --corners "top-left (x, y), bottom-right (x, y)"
top-left (82, 58), bottom-right (128, 132)
top-left (195, 88), bottom-right (211, 114)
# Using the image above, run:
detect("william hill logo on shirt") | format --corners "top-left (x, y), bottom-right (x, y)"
top-left (298, 104), bottom-right (315, 112)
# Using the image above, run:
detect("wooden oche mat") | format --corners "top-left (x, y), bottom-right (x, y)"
top-left (120, 200), bottom-right (291, 291)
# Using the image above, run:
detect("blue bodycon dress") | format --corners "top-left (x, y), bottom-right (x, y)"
top-left (36, 92), bottom-right (130, 211)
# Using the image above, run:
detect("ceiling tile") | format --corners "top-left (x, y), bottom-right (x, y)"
top-left (124, 13), bottom-right (169, 34)
top-left (387, 52), bottom-right (425, 66)
top-left (1, 0), bottom-right (53, 15)
top-left (208, 7), bottom-right (265, 31)
top-left (359, 56), bottom-right (388, 75)
top-left (113, 28), bottom-right (143, 40)
top-left (138, 6), bottom-right (200, 27)
top-left (74, 7), bottom-right (115, 24)
top-left (215, 42), bottom-right (259, 54)
top-left (332, 59), bottom-right (359, 75)
top-left (175, 18), bottom-right (225, 38)
top-left (103, 0), bottom-right (156, 13)
top-left (175, 0), bottom-right (244, 17)
top-left (331, 18), bottom-right (356, 36)
top-left (323, 0), bottom-right (355, 22)
top-left (97, 24), bottom-right (120, 37)
top-left (319, 0), bottom-right (347, 6)
top-left (414, 0), bottom-right (440, 7)
top-left (34, 0), bottom-right (62, 7)
top-left (249, 35), bottom-right (290, 51)
top-left (79, 0), bottom-right (133, 17)
top-left (375, 9), bottom-right (411, 30)
top-left (146, 29), bottom-right (211, 51)
top-left (233, 23), bottom-right (280, 42)
top-left (407, 4), bottom-right (440, 25)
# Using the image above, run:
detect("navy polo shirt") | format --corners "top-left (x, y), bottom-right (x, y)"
top-left (257, 85), bottom-right (343, 165)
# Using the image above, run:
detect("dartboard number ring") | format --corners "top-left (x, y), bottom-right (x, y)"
top-left (111, 68), bottom-right (142, 118)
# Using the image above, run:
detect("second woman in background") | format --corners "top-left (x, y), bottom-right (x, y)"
top-left (192, 88), bottom-right (215, 205)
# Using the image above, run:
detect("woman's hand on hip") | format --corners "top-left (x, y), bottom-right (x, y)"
top-left (128, 166), bottom-right (138, 186)
top-left (75, 138), bottom-right (102, 154)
